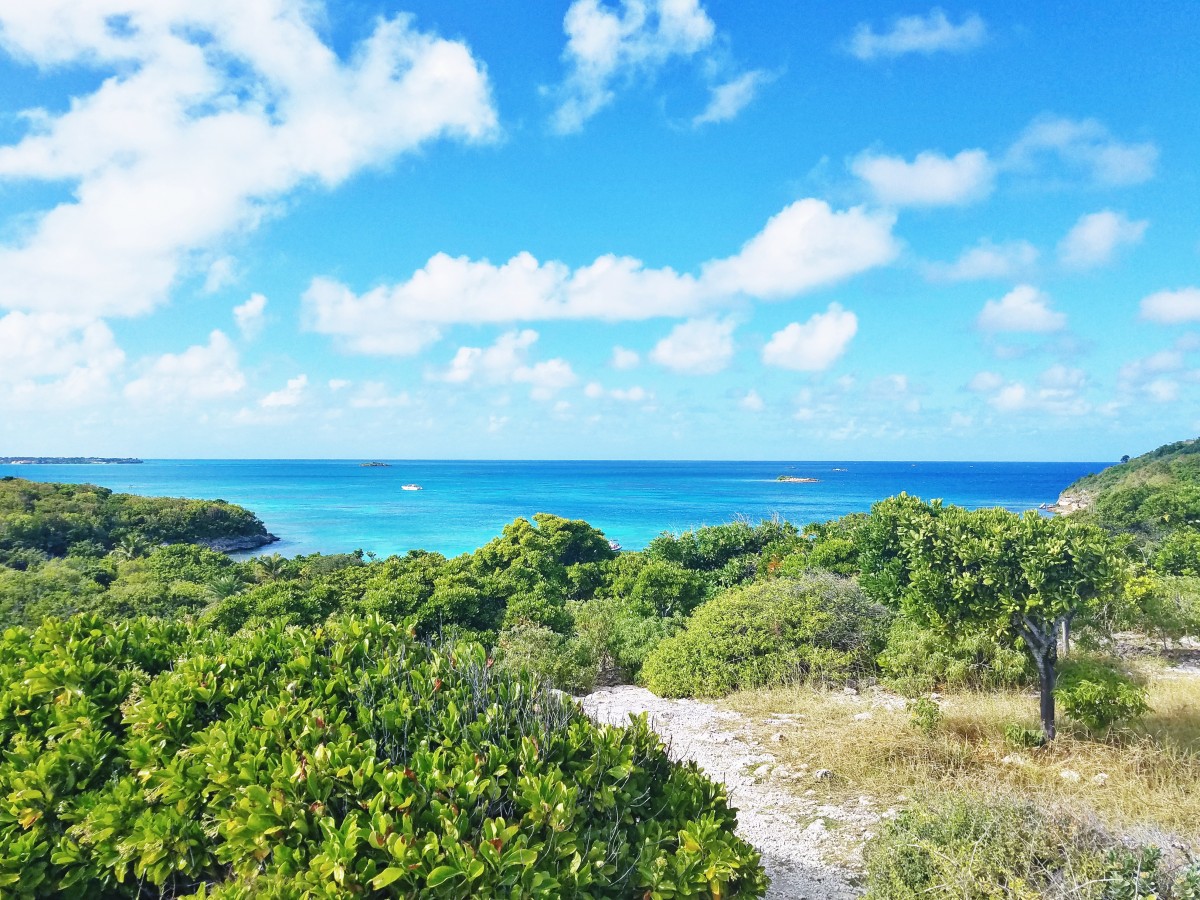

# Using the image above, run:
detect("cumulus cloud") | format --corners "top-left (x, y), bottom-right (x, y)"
top-left (348, 382), bottom-right (410, 409)
top-left (611, 346), bottom-right (640, 369)
top-left (305, 199), bottom-right (898, 355)
top-left (1057, 210), bottom-right (1147, 269)
top-left (851, 149), bottom-right (994, 207)
top-left (233, 293), bottom-right (268, 339)
top-left (124, 330), bottom-right (244, 403)
top-left (0, 311), bottom-right (125, 407)
top-left (437, 329), bottom-right (576, 400)
top-left (586, 382), bottom-right (653, 403)
top-left (550, 0), bottom-right (716, 133)
top-left (1005, 115), bottom-right (1158, 187)
top-left (846, 9), bottom-right (987, 61)
top-left (0, 1), bottom-right (496, 319)
top-left (762, 303), bottom-right (858, 371)
top-left (699, 201), bottom-right (899, 298)
top-left (967, 371), bottom-right (1005, 393)
top-left (739, 389), bottom-right (764, 412)
top-left (693, 69), bottom-right (772, 126)
top-left (977, 285), bottom-right (1067, 333)
top-left (261, 374), bottom-right (308, 408)
top-left (923, 239), bottom-right (1038, 282)
top-left (650, 318), bottom-right (735, 374)
top-left (1140, 288), bottom-right (1200, 324)
top-left (970, 365), bottom-right (1090, 416)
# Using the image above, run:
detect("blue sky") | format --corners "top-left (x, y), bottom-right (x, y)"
top-left (0, 1), bottom-right (1198, 460)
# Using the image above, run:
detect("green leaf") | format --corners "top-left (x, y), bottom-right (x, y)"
top-left (371, 867), bottom-right (405, 889)
top-left (426, 865), bottom-right (460, 887)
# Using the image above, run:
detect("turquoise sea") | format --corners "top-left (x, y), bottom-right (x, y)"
top-left (5, 459), bottom-right (1109, 558)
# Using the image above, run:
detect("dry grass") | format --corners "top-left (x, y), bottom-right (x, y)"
top-left (722, 665), bottom-right (1200, 846)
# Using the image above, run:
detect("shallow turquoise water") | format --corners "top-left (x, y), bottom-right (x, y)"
top-left (4, 459), bottom-right (1108, 558)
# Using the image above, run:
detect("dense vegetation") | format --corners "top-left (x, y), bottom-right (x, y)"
top-left (1065, 438), bottom-right (1200, 538)
top-left (4, 444), bottom-right (1200, 897)
top-left (0, 614), bottom-right (765, 897)
top-left (0, 477), bottom-right (272, 568)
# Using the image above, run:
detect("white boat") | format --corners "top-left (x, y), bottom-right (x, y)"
top-left (402, 484), bottom-right (423, 491)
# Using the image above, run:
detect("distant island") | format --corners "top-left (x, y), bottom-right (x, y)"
top-left (776, 475), bottom-right (820, 483)
top-left (1, 456), bottom-right (143, 465)
top-left (360, 461), bottom-right (391, 467)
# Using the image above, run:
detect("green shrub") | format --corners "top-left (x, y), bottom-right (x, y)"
top-left (1004, 723), bottom-right (1045, 748)
top-left (1055, 658), bottom-right (1150, 732)
top-left (571, 597), bottom-right (681, 684)
top-left (642, 572), bottom-right (889, 698)
top-left (878, 616), bottom-right (1032, 695)
top-left (908, 698), bottom-right (942, 736)
top-left (494, 622), bottom-right (598, 694)
top-left (864, 795), bottom-right (1200, 900)
top-left (0, 614), bottom-right (766, 898)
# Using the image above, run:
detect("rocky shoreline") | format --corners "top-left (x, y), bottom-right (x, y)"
top-left (1047, 489), bottom-right (1094, 515)
top-left (196, 532), bottom-right (279, 553)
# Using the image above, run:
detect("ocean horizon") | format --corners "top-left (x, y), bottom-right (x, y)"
top-left (4, 458), bottom-right (1110, 558)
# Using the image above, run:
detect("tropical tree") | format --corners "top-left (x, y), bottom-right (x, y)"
top-left (111, 534), bottom-right (151, 561)
top-left (860, 495), bottom-right (1123, 740)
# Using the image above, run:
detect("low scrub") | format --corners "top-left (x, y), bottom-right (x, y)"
top-left (1056, 657), bottom-right (1151, 733)
top-left (864, 795), bottom-right (1200, 899)
top-left (641, 572), bottom-right (889, 698)
top-left (877, 616), bottom-right (1032, 695)
top-left (0, 614), bottom-right (766, 897)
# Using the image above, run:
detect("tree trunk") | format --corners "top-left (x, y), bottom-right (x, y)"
top-left (1060, 618), bottom-right (1071, 657)
top-left (1036, 651), bottom-right (1057, 742)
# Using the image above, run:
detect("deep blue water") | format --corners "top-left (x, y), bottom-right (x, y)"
top-left (4, 460), bottom-right (1109, 558)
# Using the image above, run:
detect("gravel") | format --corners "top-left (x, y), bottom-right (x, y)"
top-left (580, 686), bottom-right (868, 899)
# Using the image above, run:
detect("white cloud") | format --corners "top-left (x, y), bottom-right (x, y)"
top-left (0, 311), bottom-right (125, 407)
top-left (650, 318), bottom-right (735, 374)
top-left (740, 389), bottom-right (764, 412)
top-left (305, 199), bottom-right (898, 355)
top-left (611, 346), bottom-right (640, 369)
top-left (261, 374), bottom-right (308, 408)
top-left (610, 385), bottom-right (651, 402)
top-left (1005, 115), bottom-right (1158, 187)
top-left (125, 330), bottom-right (244, 403)
top-left (441, 329), bottom-right (540, 384)
top-left (847, 9), bottom-right (987, 61)
top-left (978, 373), bottom-right (1091, 417)
top-left (1140, 287), bottom-right (1200, 324)
top-left (967, 371), bottom-right (1005, 393)
top-left (1039, 365), bottom-right (1087, 391)
top-left (0, 2), bottom-right (496, 319)
top-left (202, 256), bottom-right (237, 294)
top-left (584, 381), bottom-right (605, 399)
top-left (851, 149), bottom-right (994, 207)
top-left (1057, 210), bottom-right (1147, 269)
top-left (762, 303), bottom-right (857, 372)
top-left (550, 0), bottom-right (716, 133)
top-left (437, 329), bottom-right (576, 400)
top-left (977, 285), bottom-right (1067, 333)
top-left (328, 379), bottom-right (351, 392)
top-left (1144, 379), bottom-right (1180, 403)
top-left (233, 293), bottom-right (268, 339)
top-left (513, 359), bottom-right (578, 400)
top-left (350, 382), bottom-right (410, 409)
top-left (693, 69), bottom-right (771, 126)
top-left (923, 239), bottom-right (1038, 282)
top-left (700, 201), bottom-right (899, 299)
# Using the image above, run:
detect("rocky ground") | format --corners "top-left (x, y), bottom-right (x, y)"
top-left (580, 686), bottom-right (871, 899)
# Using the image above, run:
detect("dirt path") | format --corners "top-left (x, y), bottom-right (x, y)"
top-left (580, 686), bottom-right (869, 899)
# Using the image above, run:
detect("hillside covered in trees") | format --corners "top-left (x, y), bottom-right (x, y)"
top-left (0, 477), bottom-right (276, 568)
top-left (1059, 438), bottom-right (1200, 538)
